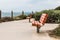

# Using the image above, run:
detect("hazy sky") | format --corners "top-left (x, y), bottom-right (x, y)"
top-left (0, 0), bottom-right (60, 12)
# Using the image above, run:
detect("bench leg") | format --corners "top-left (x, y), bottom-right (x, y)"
top-left (37, 26), bottom-right (40, 33)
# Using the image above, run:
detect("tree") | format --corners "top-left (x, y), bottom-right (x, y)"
top-left (22, 11), bottom-right (24, 15)
top-left (0, 10), bottom-right (1, 19)
top-left (11, 11), bottom-right (13, 20)
top-left (55, 6), bottom-right (60, 10)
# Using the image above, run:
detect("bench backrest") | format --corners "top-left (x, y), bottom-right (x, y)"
top-left (39, 13), bottom-right (48, 25)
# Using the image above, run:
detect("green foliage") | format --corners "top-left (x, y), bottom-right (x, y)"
top-left (16, 11), bottom-right (27, 19)
top-left (55, 6), bottom-right (60, 10)
top-left (54, 10), bottom-right (60, 13)
top-left (33, 10), bottom-right (60, 23)
top-left (0, 17), bottom-right (13, 22)
top-left (18, 14), bottom-right (27, 19)
top-left (34, 12), bottom-right (42, 20)
top-left (0, 15), bottom-right (27, 22)
top-left (53, 24), bottom-right (60, 36)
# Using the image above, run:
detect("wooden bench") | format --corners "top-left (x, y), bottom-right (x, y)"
top-left (32, 13), bottom-right (48, 33)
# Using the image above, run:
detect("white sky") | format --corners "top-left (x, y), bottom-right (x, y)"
top-left (0, 0), bottom-right (60, 12)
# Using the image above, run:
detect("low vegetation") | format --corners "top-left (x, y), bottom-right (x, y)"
top-left (48, 24), bottom-right (60, 39)
top-left (53, 24), bottom-right (60, 36)
top-left (0, 17), bottom-right (13, 22)
top-left (17, 14), bottom-right (27, 19)
top-left (0, 6), bottom-right (60, 23)
top-left (0, 14), bottom-right (27, 22)
top-left (33, 10), bottom-right (60, 23)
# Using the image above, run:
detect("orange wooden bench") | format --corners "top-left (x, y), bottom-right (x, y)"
top-left (32, 13), bottom-right (48, 33)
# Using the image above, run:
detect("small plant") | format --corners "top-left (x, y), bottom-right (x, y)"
top-left (53, 24), bottom-right (60, 36)
top-left (0, 17), bottom-right (14, 22)
top-left (18, 14), bottom-right (27, 19)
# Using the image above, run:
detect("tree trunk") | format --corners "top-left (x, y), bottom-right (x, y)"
top-left (0, 10), bottom-right (1, 19)
top-left (11, 11), bottom-right (13, 20)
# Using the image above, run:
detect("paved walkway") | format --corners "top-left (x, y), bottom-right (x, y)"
top-left (0, 19), bottom-right (59, 40)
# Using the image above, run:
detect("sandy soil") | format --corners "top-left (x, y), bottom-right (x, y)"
top-left (0, 19), bottom-right (59, 40)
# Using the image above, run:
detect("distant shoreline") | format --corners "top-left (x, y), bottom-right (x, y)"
top-left (1, 12), bottom-right (31, 17)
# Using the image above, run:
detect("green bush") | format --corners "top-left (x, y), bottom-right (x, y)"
top-left (53, 24), bottom-right (60, 36)
top-left (0, 19), bottom-right (1, 22)
top-left (33, 10), bottom-right (60, 23)
top-left (0, 17), bottom-right (13, 22)
top-left (2, 17), bottom-right (13, 22)
top-left (18, 15), bottom-right (27, 19)
top-left (34, 12), bottom-right (42, 21)
top-left (55, 6), bottom-right (60, 10)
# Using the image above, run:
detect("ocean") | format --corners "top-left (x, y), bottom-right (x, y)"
top-left (2, 12), bottom-right (31, 17)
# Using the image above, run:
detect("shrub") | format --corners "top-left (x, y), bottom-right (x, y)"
top-left (0, 19), bottom-right (1, 22)
top-left (1, 17), bottom-right (13, 22)
top-left (55, 6), bottom-right (60, 10)
top-left (53, 24), bottom-right (60, 36)
top-left (33, 10), bottom-right (60, 23)
top-left (34, 12), bottom-right (42, 21)
top-left (18, 15), bottom-right (27, 19)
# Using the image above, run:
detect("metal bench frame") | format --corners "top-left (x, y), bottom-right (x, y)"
top-left (32, 13), bottom-right (48, 33)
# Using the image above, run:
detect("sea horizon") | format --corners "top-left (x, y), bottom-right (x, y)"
top-left (1, 12), bottom-right (31, 17)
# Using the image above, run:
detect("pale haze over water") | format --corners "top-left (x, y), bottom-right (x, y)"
top-left (2, 12), bottom-right (30, 17)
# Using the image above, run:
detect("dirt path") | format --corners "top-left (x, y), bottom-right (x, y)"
top-left (0, 19), bottom-right (59, 40)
